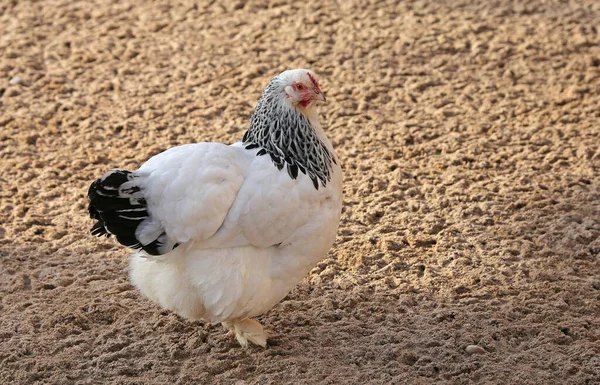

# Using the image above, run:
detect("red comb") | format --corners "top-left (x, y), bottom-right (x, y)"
top-left (307, 72), bottom-right (320, 90)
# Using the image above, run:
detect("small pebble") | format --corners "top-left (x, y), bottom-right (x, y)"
top-left (9, 77), bottom-right (24, 85)
top-left (6, 88), bottom-right (21, 97)
top-left (465, 345), bottom-right (486, 354)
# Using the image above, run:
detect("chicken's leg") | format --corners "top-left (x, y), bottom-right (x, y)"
top-left (222, 318), bottom-right (268, 348)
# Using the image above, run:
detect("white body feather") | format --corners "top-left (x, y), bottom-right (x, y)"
top-left (128, 133), bottom-right (342, 323)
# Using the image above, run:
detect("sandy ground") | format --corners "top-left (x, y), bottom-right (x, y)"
top-left (1, 0), bottom-right (600, 383)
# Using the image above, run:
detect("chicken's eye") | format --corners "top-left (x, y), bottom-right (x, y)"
top-left (296, 83), bottom-right (305, 91)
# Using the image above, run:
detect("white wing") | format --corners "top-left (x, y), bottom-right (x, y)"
top-left (134, 143), bottom-right (250, 246)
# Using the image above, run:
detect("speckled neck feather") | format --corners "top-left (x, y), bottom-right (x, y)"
top-left (242, 77), bottom-right (335, 190)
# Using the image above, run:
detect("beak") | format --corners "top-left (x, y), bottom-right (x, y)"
top-left (315, 91), bottom-right (326, 103)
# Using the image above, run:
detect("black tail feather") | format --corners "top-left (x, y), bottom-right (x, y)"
top-left (87, 169), bottom-right (175, 255)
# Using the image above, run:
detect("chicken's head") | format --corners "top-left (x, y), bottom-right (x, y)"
top-left (279, 69), bottom-right (326, 109)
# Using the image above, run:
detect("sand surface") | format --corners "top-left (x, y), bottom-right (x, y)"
top-left (2, 0), bottom-right (600, 383)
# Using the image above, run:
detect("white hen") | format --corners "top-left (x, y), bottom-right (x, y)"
top-left (87, 69), bottom-right (343, 347)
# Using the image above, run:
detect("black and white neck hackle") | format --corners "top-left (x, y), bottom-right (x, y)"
top-left (242, 75), bottom-right (336, 190)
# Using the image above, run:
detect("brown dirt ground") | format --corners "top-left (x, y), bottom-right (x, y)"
top-left (1, 0), bottom-right (600, 384)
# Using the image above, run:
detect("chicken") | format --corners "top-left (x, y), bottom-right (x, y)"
top-left (87, 69), bottom-right (343, 347)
